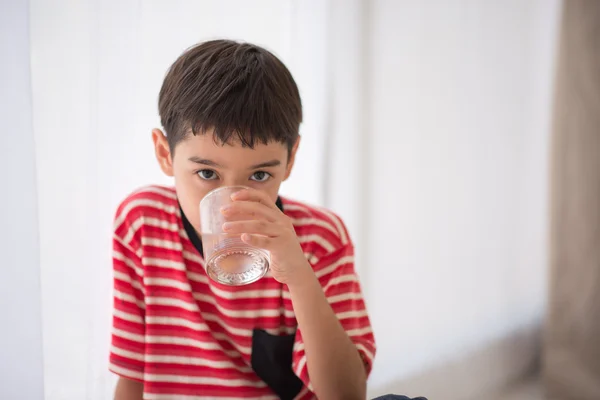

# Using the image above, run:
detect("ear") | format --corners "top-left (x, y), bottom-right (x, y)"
top-left (284, 136), bottom-right (301, 181)
top-left (152, 129), bottom-right (174, 177)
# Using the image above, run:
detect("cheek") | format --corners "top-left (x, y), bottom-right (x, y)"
top-left (262, 180), bottom-right (283, 203)
top-left (173, 172), bottom-right (208, 231)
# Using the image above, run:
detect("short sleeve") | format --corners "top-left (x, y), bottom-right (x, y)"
top-left (108, 233), bottom-right (146, 382)
top-left (291, 244), bottom-right (376, 393)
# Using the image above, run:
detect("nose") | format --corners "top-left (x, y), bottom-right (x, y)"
top-left (220, 178), bottom-right (249, 188)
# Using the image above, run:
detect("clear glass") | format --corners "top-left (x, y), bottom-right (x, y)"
top-left (199, 186), bottom-right (270, 285)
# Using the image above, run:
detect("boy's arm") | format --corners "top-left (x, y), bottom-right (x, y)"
top-left (223, 189), bottom-right (374, 398)
top-left (289, 260), bottom-right (368, 400)
top-left (114, 377), bottom-right (143, 400)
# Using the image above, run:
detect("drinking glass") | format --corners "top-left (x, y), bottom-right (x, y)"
top-left (200, 186), bottom-right (270, 285)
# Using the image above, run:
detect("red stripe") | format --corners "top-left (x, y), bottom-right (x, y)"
top-left (145, 363), bottom-right (256, 379)
top-left (114, 316), bottom-right (145, 333)
top-left (145, 342), bottom-right (244, 363)
top-left (110, 353), bottom-right (144, 370)
top-left (145, 323), bottom-right (247, 351)
top-left (112, 336), bottom-right (145, 353)
top-left (147, 303), bottom-right (284, 331)
top-left (144, 381), bottom-right (272, 397)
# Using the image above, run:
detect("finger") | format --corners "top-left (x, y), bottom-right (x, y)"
top-left (241, 233), bottom-right (273, 249)
top-left (222, 220), bottom-right (281, 237)
top-left (221, 201), bottom-right (280, 222)
top-left (230, 188), bottom-right (278, 209)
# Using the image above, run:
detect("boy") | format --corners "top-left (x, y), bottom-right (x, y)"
top-left (110, 40), bottom-right (375, 400)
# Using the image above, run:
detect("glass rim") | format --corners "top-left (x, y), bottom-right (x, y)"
top-left (199, 185), bottom-right (250, 208)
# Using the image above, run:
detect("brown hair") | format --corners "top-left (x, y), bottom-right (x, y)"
top-left (158, 40), bottom-right (302, 153)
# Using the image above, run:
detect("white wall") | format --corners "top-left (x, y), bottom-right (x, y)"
top-left (0, 0), bottom-right (45, 398)
top-left (360, 1), bottom-right (561, 397)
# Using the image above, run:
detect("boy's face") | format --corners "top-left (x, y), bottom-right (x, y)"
top-left (152, 129), bottom-right (298, 232)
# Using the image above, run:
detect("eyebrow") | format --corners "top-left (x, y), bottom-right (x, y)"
top-left (249, 160), bottom-right (281, 169)
top-left (188, 157), bottom-right (223, 167)
top-left (188, 157), bottom-right (281, 170)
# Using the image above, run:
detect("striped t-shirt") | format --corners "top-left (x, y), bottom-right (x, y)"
top-left (109, 185), bottom-right (376, 399)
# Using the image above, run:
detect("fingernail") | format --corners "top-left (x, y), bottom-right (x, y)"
top-left (222, 222), bottom-right (232, 231)
top-left (220, 205), bottom-right (231, 214)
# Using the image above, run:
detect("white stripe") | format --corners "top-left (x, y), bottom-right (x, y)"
top-left (141, 330), bottom-right (243, 357)
top-left (284, 202), bottom-right (348, 245)
top-left (115, 198), bottom-right (179, 230)
top-left (203, 311), bottom-right (296, 336)
top-left (115, 198), bottom-right (179, 228)
top-left (113, 270), bottom-right (143, 292)
top-left (112, 327), bottom-right (145, 343)
top-left (147, 293), bottom-right (295, 319)
top-left (143, 257), bottom-right (186, 271)
top-left (291, 217), bottom-right (337, 237)
top-left (315, 255), bottom-right (354, 278)
top-left (304, 252), bottom-right (319, 265)
top-left (113, 249), bottom-right (143, 277)
top-left (355, 342), bottom-right (375, 364)
top-left (144, 353), bottom-right (252, 372)
top-left (109, 362), bottom-right (144, 380)
top-left (111, 344), bottom-right (145, 362)
top-left (282, 203), bottom-right (312, 215)
top-left (121, 217), bottom-right (145, 244)
top-left (299, 234), bottom-right (335, 253)
top-left (185, 270), bottom-right (210, 284)
top-left (347, 326), bottom-right (373, 337)
top-left (337, 309), bottom-right (369, 321)
top-left (328, 291), bottom-right (363, 304)
top-left (142, 237), bottom-right (182, 251)
top-left (144, 373), bottom-right (267, 387)
top-left (146, 317), bottom-right (252, 356)
top-left (113, 339), bottom-right (253, 372)
top-left (114, 308), bottom-right (144, 324)
top-left (144, 277), bottom-right (294, 313)
top-left (147, 314), bottom-right (294, 340)
top-left (183, 250), bottom-right (204, 265)
top-left (114, 289), bottom-right (145, 310)
top-left (194, 293), bottom-right (291, 318)
top-left (292, 336), bottom-right (373, 363)
top-left (133, 186), bottom-right (178, 200)
top-left (146, 296), bottom-right (199, 312)
top-left (293, 341), bottom-right (305, 353)
top-left (121, 216), bottom-right (180, 244)
top-left (316, 206), bottom-right (348, 245)
top-left (327, 273), bottom-right (358, 288)
top-left (145, 277), bottom-right (192, 292)
top-left (294, 354), bottom-right (307, 379)
top-left (202, 282), bottom-right (284, 301)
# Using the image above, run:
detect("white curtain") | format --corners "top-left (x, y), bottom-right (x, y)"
top-left (27, 0), bottom-right (344, 398)
top-left (1, 1), bottom-right (45, 399)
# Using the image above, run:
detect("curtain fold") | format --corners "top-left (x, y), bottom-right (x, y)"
top-left (544, 1), bottom-right (600, 399)
top-left (0, 0), bottom-right (45, 397)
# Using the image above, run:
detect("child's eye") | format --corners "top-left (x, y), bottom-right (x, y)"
top-left (197, 169), bottom-right (218, 180)
top-left (250, 171), bottom-right (271, 182)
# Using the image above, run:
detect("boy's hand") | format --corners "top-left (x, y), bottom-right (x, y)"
top-left (220, 188), bottom-right (313, 286)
